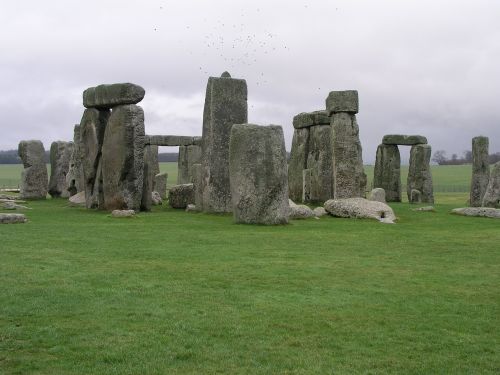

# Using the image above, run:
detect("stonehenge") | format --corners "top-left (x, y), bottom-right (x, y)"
top-left (48, 141), bottom-right (73, 198)
top-left (200, 72), bottom-right (248, 213)
top-left (288, 90), bottom-right (366, 204)
top-left (229, 124), bottom-right (289, 225)
top-left (177, 144), bottom-right (202, 184)
top-left (373, 134), bottom-right (433, 203)
top-left (470, 136), bottom-right (489, 207)
top-left (18, 140), bottom-right (48, 199)
top-left (66, 125), bottom-right (85, 196)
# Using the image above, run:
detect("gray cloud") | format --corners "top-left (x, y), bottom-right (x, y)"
top-left (1, 0), bottom-right (499, 162)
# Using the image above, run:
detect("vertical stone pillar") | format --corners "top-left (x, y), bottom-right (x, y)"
top-left (373, 144), bottom-right (401, 202)
top-left (177, 145), bottom-right (189, 184)
top-left (49, 141), bottom-right (73, 198)
top-left (288, 114), bottom-right (311, 202)
top-left (66, 124), bottom-right (85, 196)
top-left (407, 144), bottom-right (434, 203)
top-left (470, 136), bottom-right (489, 207)
top-left (482, 161), bottom-right (500, 208)
top-left (307, 124), bottom-right (334, 202)
top-left (101, 104), bottom-right (145, 211)
top-left (80, 108), bottom-right (110, 209)
top-left (154, 172), bottom-right (168, 200)
top-left (229, 124), bottom-right (289, 224)
top-left (201, 71), bottom-right (248, 213)
top-left (326, 90), bottom-right (366, 199)
top-left (192, 163), bottom-right (203, 210)
top-left (141, 145), bottom-right (156, 211)
top-left (18, 140), bottom-right (48, 199)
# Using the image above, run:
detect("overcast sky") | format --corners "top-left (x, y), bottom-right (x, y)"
top-left (1, 0), bottom-right (499, 162)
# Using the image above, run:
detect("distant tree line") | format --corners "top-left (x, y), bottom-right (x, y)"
top-left (0, 149), bottom-right (182, 164)
top-left (432, 150), bottom-right (500, 165)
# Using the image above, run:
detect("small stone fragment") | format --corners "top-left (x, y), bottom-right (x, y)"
top-left (412, 206), bottom-right (435, 212)
top-left (451, 207), bottom-right (500, 219)
top-left (0, 213), bottom-right (27, 224)
top-left (111, 209), bottom-right (136, 218)
top-left (1, 202), bottom-right (30, 210)
top-left (185, 204), bottom-right (197, 212)
top-left (68, 191), bottom-right (86, 206)
top-left (288, 200), bottom-right (315, 219)
top-left (313, 206), bottom-right (327, 217)
top-left (152, 191), bottom-right (162, 205)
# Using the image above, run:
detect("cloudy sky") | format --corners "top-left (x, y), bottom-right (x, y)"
top-left (1, 0), bottom-right (499, 162)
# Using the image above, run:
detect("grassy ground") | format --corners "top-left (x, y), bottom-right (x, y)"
top-left (1, 165), bottom-right (498, 374)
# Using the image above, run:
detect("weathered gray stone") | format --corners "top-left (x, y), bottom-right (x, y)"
top-left (331, 112), bottom-right (366, 198)
top-left (292, 110), bottom-right (330, 129)
top-left (324, 198), bottom-right (396, 223)
top-left (326, 90), bottom-right (358, 115)
top-left (185, 204), bottom-right (197, 212)
top-left (451, 207), bottom-right (500, 219)
top-left (151, 191), bottom-right (162, 205)
top-left (307, 125), bottom-right (334, 203)
top-left (154, 173), bottom-right (168, 200)
top-left (382, 135), bottom-right (428, 145)
top-left (192, 164), bottom-right (203, 211)
top-left (288, 200), bottom-right (315, 219)
top-left (288, 128), bottom-right (310, 202)
top-left (412, 206), bottom-right (435, 212)
top-left (1, 202), bottom-right (30, 210)
top-left (410, 189), bottom-right (422, 204)
top-left (313, 206), bottom-right (327, 217)
top-left (101, 104), bottom-right (145, 211)
top-left (48, 141), bottom-right (73, 198)
top-left (178, 144), bottom-right (202, 185)
top-left (83, 83), bottom-right (145, 109)
top-left (0, 213), bottom-right (27, 224)
top-left (18, 140), bottom-right (48, 200)
top-left (69, 191), bottom-right (86, 206)
top-left (80, 108), bottom-right (110, 208)
top-left (482, 161), bottom-right (500, 208)
top-left (140, 145), bottom-right (156, 211)
top-left (169, 183), bottom-right (195, 209)
top-left (302, 169), bottom-right (312, 203)
top-left (201, 72), bottom-right (248, 213)
top-left (229, 124), bottom-right (289, 224)
top-left (470, 136), bottom-right (489, 207)
top-left (145, 135), bottom-right (199, 146)
top-left (368, 188), bottom-right (386, 203)
top-left (373, 144), bottom-right (401, 202)
top-left (111, 209), bottom-right (135, 218)
top-left (66, 125), bottom-right (85, 197)
top-left (407, 144), bottom-right (434, 203)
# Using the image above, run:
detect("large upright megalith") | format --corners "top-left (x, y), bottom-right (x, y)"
top-left (177, 144), bottom-right (202, 184)
top-left (327, 90), bottom-right (366, 198)
top-left (470, 136), bottom-right (489, 207)
top-left (201, 72), bottom-right (248, 213)
top-left (141, 144), bottom-right (157, 211)
top-left (482, 161), bottom-right (500, 208)
top-left (373, 144), bottom-right (401, 202)
top-left (229, 124), bottom-right (289, 225)
top-left (66, 124), bottom-right (85, 196)
top-left (18, 140), bottom-right (48, 199)
top-left (307, 123), bottom-right (334, 202)
top-left (407, 144), bottom-right (434, 203)
top-left (80, 108), bottom-right (110, 208)
top-left (288, 126), bottom-right (310, 202)
top-left (48, 141), bottom-right (73, 198)
top-left (101, 104), bottom-right (145, 211)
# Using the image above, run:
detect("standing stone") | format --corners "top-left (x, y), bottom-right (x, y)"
top-left (187, 145), bottom-right (202, 182)
top-left (177, 145), bottom-right (189, 184)
top-left (80, 108), bottom-right (110, 208)
top-left (373, 144), bottom-right (401, 202)
top-left (368, 188), bottom-right (386, 203)
top-left (470, 136), bottom-right (489, 207)
top-left (169, 184), bottom-right (195, 209)
top-left (18, 140), bottom-right (48, 199)
top-left (229, 124), bottom-right (289, 225)
top-left (302, 169), bottom-right (312, 203)
top-left (482, 161), bottom-right (500, 208)
top-left (201, 72), bottom-right (248, 213)
top-left (407, 144), bottom-right (434, 203)
top-left (307, 124), bottom-right (334, 203)
top-left (101, 104), bottom-right (145, 211)
top-left (154, 173), bottom-right (168, 200)
top-left (288, 127), bottom-right (310, 202)
top-left (66, 125), bottom-right (85, 196)
top-left (330, 112), bottom-right (366, 198)
top-left (192, 163), bottom-right (203, 211)
top-left (141, 145), bottom-right (156, 211)
top-left (48, 141), bottom-right (73, 198)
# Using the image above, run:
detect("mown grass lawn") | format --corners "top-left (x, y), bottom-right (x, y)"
top-left (1, 191), bottom-right (499, 374)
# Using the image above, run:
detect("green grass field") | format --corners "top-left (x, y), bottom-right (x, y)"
top-left (1, 164), bottom-right (499, 374)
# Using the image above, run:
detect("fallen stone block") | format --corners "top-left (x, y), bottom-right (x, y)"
top-left (324, 197), bottom-right (396, 223)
